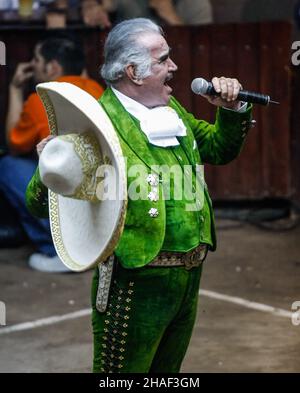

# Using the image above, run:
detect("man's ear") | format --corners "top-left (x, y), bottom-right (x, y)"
top-left (125, 64), bottom-right (143, 86)
top-left (46, 59), bottom-right (63, 80)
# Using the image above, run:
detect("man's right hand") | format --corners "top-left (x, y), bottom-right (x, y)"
top-left (11, 62), bottom-right (34, 89)
top-left (36, 135), bottom-right (56, 157)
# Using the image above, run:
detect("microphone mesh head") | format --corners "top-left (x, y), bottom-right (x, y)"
top-left (191, 78), bottom-right (208, 95)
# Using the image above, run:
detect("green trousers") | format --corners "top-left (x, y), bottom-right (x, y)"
top-left (91, 260), bottom-right (203, 373)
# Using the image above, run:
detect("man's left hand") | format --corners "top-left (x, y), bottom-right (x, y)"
top-left (36, 135), bottom-right (56, 157)
top-left (202, 77), bottom-right (243, 111)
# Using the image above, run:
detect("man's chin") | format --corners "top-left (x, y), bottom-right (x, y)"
top-left (144, 92), bottom-right (172, 108)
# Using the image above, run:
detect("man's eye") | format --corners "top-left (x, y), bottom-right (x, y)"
top-left (159, 57), bottom-right (168, 64)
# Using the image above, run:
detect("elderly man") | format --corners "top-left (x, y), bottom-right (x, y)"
top-left (26, 18), bottom-right (253, 372)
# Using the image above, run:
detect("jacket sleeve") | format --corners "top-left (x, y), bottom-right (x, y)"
top-left (25, 166), bottom-right (49, 219)
top-left (170, 97), bottom-right (253, 165)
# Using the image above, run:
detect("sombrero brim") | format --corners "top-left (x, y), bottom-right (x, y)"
top-left (36, 82), bottom-right (127, 272)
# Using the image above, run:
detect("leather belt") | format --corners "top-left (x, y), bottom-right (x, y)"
top-left (147, 244), bottom-right (208, 270)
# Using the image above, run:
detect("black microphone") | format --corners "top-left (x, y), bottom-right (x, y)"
top-left (191, 78), bottom-right (279, 106)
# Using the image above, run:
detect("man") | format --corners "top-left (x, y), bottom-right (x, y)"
top-left (0, 37), bottom-right (104, 272)
top-left (26, 18), bottom-right (254, 371)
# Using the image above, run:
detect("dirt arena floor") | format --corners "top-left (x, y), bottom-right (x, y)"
top-left (0, 218), bottom-right (299, 373)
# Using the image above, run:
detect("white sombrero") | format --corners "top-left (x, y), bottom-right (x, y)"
top-left (36, 82), bottom-right (127, 272)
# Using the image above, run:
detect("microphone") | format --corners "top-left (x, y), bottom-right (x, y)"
top-left (191, 78), bottom-right (279, 106)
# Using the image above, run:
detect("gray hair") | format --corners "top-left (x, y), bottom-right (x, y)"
top-left (100, 18), bottom-right (163, 85)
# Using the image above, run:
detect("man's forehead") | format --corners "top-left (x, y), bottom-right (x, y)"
top-left (137, 33), bottom-right (169, 53)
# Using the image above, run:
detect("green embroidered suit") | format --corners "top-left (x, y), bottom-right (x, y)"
top-left (25, 88), bottom-right (253, 373)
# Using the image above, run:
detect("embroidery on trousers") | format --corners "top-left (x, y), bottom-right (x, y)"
top-left (100, 279), bottom-right (135, 372)
top-left (96, 255), bottom-right (115, 313)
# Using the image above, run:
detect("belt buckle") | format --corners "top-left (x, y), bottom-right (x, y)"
top-left (183, 249), bottom-right (200, 270)
top-left (183, 245), bottom-right (207, 270)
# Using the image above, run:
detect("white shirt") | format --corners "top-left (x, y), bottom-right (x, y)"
top-left (111, 87), bottom-right (247, 148)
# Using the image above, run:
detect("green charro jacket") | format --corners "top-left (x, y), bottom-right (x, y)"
top-left (26, 88), bottom-right (253, 269)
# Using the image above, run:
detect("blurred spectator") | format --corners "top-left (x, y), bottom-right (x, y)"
top-left (44, 0), bottom-right (112, 28)
top-left (47, 0), bottom-right (213, 27)
top-left (152, 0), bottom-right (213, 25)
top-left (0, 37), bottom-right (104, 272)
top-left (1, 0), bottom-right (213, 27)
top-left (0, 0), bottom-right (111, 27)
top-left (210, 0), bottom-right (246, 24)
top-left (100, 0), bottom-right (213, 26)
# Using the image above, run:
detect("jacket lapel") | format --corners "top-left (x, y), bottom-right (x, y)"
top-left (169, 98), bottom-right (199, 167)
top-left (100, 88), bottom-right (161, 171)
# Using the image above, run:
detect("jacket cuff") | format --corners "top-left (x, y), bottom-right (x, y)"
top-left (25, 167), bottom-right (49, 219)
top-left (217, 103), bottom-right (255, 142)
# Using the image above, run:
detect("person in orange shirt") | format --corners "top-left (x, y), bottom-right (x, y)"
top-left (0, 37), bottom-right (104, 272)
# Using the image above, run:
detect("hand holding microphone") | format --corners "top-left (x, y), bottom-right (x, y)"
top-left (192, 77), bottom-right (243, 110)
top-left (191, 77), bottom-right (279, 107)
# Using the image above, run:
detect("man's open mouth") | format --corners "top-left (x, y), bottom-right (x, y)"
top-left (164, 74), bottom-right (173, 86)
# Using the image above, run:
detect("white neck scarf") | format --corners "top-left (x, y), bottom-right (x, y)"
top-left (111, 87), bottom-right (186, 148)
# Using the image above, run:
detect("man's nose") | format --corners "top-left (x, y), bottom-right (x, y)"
top-left (168, 58), bottom-right (178, 72)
